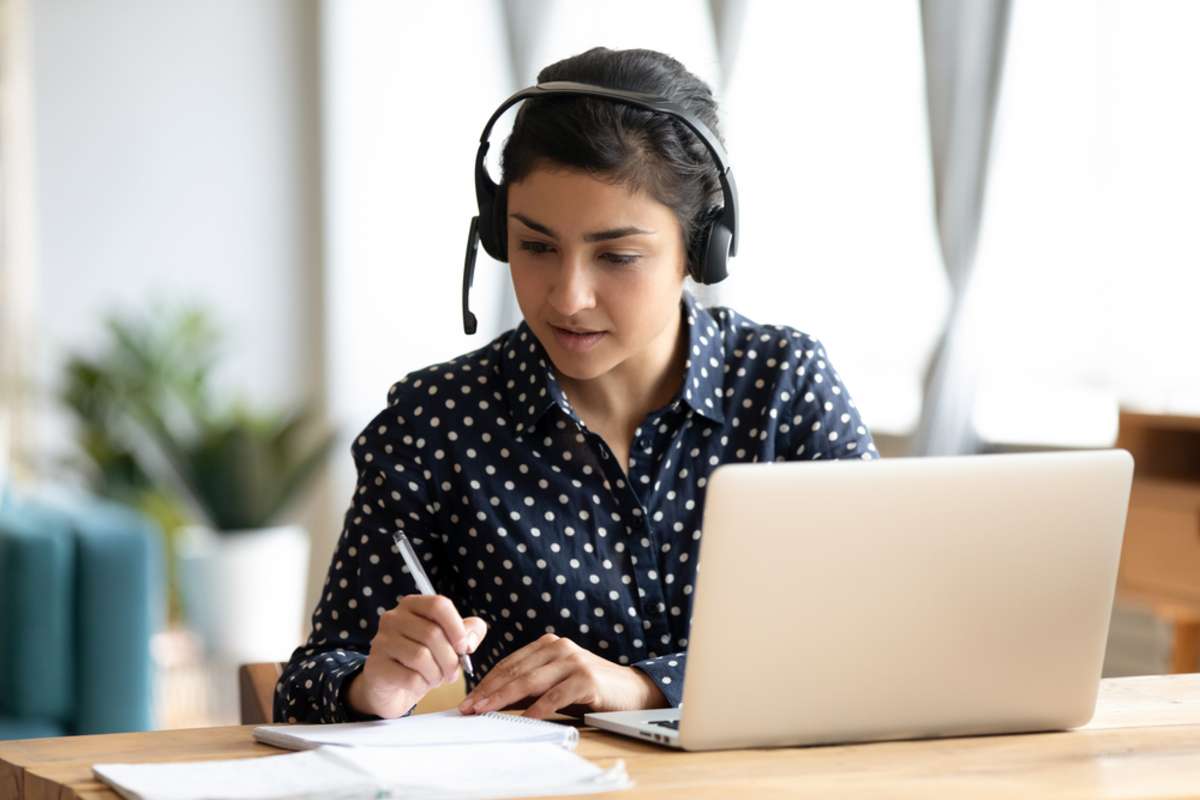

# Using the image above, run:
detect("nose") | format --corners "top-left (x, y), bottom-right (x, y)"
top-left (546, 250), bottom-right (596, 318)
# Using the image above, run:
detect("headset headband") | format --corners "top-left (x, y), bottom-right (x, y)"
top-left (463, 80), bottom-right (739, 335)
top-left (475, 81), bottom-right (738, 257)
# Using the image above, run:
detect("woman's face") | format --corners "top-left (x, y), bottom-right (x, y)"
top-left (506, 165), bottom-right (688, 383)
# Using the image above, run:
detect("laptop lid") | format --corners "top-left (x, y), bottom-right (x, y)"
top-left (677, 449), bottom-right (1133, 751)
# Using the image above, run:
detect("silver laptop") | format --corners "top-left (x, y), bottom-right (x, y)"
top-left (585, 449), bottom-right (1133, 750)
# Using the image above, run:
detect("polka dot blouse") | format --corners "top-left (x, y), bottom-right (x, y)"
top-left (275, 291), bottom-right (878, 723)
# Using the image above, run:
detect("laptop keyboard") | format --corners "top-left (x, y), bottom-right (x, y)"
top-left (649, 719), bottom-right (679, 730)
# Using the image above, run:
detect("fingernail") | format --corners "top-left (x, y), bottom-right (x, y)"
top-left (462, 632), bottom-right (479, 653)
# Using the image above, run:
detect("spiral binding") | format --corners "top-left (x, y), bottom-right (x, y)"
top-left (478, 712), bottom-right (580, 745)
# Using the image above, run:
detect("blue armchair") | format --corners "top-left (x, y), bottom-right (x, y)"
top-left (0, 491), bottom-right (162, 739)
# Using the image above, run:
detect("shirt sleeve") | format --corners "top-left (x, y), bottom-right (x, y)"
top-left (274, 391), bottom-right (449, 723)
top-left (783, 337), bottom-right (879, 461)
top-left (631, 652), bottom-right (687, 707)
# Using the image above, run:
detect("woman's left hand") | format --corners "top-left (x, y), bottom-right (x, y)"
top-left (457, 633), bottom-right (668, 719)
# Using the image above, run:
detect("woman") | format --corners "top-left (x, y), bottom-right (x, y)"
top-left (276, 46), bottom-right (878, 724)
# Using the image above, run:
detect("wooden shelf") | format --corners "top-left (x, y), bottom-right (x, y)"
top-left (1114, 410), bottom-right (1200, 672)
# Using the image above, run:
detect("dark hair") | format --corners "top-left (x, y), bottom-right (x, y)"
top-left (500, 47), bottom-right (725, 270)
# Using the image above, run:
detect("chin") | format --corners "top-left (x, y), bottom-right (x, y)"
top-left (544, 349), bottom-right (614, 382)
top-left (541, 339), bottom-right (617, 382)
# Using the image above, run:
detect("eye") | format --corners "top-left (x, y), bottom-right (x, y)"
top-left (602, 253), bottom-right (640, 265)
top-left (518, 240), bottom-right (554, 256)
top-left (518, 240), bottom-right (640, 266)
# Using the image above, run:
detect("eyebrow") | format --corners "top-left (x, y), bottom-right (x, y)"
top-left (510, 213), bottom-right (656, 242)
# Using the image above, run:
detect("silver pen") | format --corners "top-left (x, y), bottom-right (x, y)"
top-left (392, 531), bottom-right (475, 677)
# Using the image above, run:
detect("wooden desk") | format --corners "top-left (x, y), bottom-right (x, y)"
top-left (3, 675), bottom-right (1200, 800)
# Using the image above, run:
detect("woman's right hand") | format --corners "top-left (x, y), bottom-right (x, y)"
top-left (347, 595), bottom-right (488, 719)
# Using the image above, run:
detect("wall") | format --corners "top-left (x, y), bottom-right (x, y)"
top-left (29, 0), bottom-right (331, 614)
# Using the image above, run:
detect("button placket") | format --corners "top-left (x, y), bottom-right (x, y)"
top-left (603, 461), bottom-right (663, 653)
top-left (633, 418), bottom-right (677, 650)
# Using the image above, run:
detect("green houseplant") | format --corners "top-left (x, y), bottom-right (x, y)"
top-left (61, 307), bottom-right (217, 620)
top-left (62, 306), bottom-right (334, 651)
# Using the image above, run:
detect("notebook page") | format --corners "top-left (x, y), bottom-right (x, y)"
top-left (254, 709), bottom-right (579, 751)
top-left (93, 748), bottom-right (375, 800)
top-left (327, 742), bottom-right (633, 799)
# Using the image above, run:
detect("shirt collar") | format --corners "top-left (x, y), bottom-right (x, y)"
top-left (500, 291), bottom-right (726, 434)
top-left (679, 291), bottom-right (726, 424)
top-left (498, 324), bottom-right (574, 435)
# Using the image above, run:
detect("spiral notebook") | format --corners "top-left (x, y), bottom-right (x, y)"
top-left (94, 742), bottom-right (631, 800)
top-left (253, 709), bottom-right (580, 751)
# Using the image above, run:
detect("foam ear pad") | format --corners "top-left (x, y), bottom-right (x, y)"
top-left (492, 183), bottom-right (509, 262)
top-left (688, 221), bottom-right (713, 283)
top-left (475, 177), bottom-right (502, 261)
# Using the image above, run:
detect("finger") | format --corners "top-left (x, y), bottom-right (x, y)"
top-left (390, 634), bottom-right (445, 689)
top-left (406, 595), bottom-right (470, 653)
top-left (523, 674), bottom-right (589, 720)
top-left (463, 639), bottom-right (546, 704)
top-left (462, 634), bottom-right (559, 708)
top-left (461, 616), bottom-right (488, 654)
top-left (397, 608), bottom-right (461, 683)
top-left (472, 658), bottom-right (574, 715)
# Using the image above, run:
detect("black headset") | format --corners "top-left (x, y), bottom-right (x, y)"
top-left (462, 80), bottom-right (740, 335)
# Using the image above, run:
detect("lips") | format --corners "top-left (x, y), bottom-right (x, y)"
top-left (550, 324), bottom-right (607, 353)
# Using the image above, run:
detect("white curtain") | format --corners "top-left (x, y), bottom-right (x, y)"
top-left (718, 1), bottom-right (947, 435)
top-left (964, 1), bottom-right (1200, 448)
top-left (909, 0), bottom-right (1010, 456)
top-left (966, 0), bottom-right (1107, 448)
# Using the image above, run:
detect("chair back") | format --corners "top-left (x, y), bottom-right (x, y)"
top-left (238, 662), bottom-right (284, 725)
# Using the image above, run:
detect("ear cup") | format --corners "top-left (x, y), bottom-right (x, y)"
top-left (688, 205), bottom-right (731, 285)
top-left (699, 218), bottom-right (732, 284)
top-left (475, 175), bottom-right (503, 261)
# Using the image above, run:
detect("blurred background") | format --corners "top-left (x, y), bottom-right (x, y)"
top-left (1, 0), bottom-right (1197, 735)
